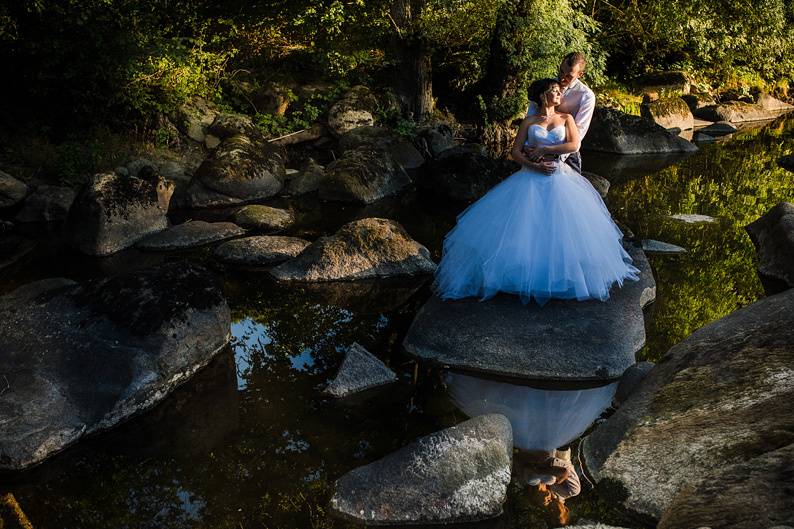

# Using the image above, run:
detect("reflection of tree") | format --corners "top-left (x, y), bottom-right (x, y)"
top-left (608, 117), bottom-right (794, 359)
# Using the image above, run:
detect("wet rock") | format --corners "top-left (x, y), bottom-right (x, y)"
top-left (271, 218), bottom-right (436, 281)
top-left (319, 146), bottom-right (410, 204)
top-left (582, 288), bottom-right (794, 520)
top-left (583, 108), bottom-right (698, 154)
top-left (67, 173), bottom-right (174, 256)
top-left (658, 443), bottom-right (794, 529)
top-left (189, 135), bottom-right (285, 207)
top-left (614, 361), bottom-right (654, 407)
top-left (171, 97), bottom-right (219, 143)
top-left (232, 205), bottom-right (294, 231)
top-left (0, 170), bottom-right (28, 209)
top-left (404, 245), bottom-right (655, 382)
top-left (0, 235), bottom-right (36, 271)
top-left (14, 185), bottom-right (76, 222)
top-left (0, 262), bottom-right (231, 470)
top-left (669, 213), bottom-right (716, 223)
top-left (417, 123), bottom-right (455, 158)
top-left (285, 158), bottom-right (326, 195)
top-left (330, 414), bottom-right (513, 524)
top-left (339, 126), bottom-right (425, 170)
top-left (581, 171), bottom-right (610, 198)
top-left (699, 121), bottom-right (738, 136)
top-left (641, 239), bottom-right (687, 254)
top-left (213, 235), bottom-right (309, 267)
top-left (423, 144), bottom-right (518, 202)
top-left (694, 101), bottom-right (790, 123)
top-left (640, 97), bottom-right (694, 130)
top-left (745, 202), bottom-right (794, 295)
top-left (779, 155), bottom-right (794, 173)
top-left (137, 220), bottom-right (245, 250)
top-left (327, 85), bottom-right (378, 136)
top-left (323, 343), bottom-right (397, 397)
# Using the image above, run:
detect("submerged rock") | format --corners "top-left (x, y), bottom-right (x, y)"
top-left (330, 414), bottom-right (513, 524)
top-left (327, 85), bottom-right (378, 136)
top-left (403, 245), bottom-right (655, 382)
top-left (271, 218), bottom-right (436, 281)
top-left (582, 288), bottom-right (794, 521)
top-left (0, 170), bottom-right (28, 209)
top-left (14, 185), bottom-right (76, 223)
top-left (669, 213), bottom-right (716, 223)
top-left (67, 172), bottom-right (174, 256)
top-left (640, 97), bottom-right (694, 130)
top-left (319, 146), bottom-right (410, 204)
top-left (641, 239), bottom-right (687, 254)
top-left (213, 235), bottom-right (309, 267)
top-left (745, 202), bottom-right (794, 295)
top-left (323, 343), bottom-right (397, 397)
top-left (137, 220), bottom-right (245, 250)
top-left (232, 205), bottom-right (294, 231)
top-left (0, 262), bottom-right (231, 470)
top-left (583, 108), bottom-right (698, 154)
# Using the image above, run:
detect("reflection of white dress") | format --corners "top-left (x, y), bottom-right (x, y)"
top-left (433, 124), bottom-right (639, 305)
top-left (446, 372), bottom-right (617, 451)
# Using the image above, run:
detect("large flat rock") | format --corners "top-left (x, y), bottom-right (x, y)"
top-left (330, 414), bottom-right (513, 525)
top-left (582, 288), bottom-right (794, 522)
top-left (0, 262), bottom-right (231, 470)
top-left (403, 245), bottom-right (655, 382)
top-left (583, 108), bottom-right (698, 154)
top-left (137, 220), bottom-right (245, 250)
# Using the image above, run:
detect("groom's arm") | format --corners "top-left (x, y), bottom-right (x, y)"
top-left (573, 90), bottom-right (596, 139)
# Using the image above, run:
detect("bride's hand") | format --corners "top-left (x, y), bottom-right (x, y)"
top-left (535, 160), bottom-right (556, 175)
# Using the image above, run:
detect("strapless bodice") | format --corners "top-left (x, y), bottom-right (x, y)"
top-left (525, 124), bottom-right (566, 147)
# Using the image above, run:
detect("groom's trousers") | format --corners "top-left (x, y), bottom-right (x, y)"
top-left (565, 152), bottom-right (582, 173)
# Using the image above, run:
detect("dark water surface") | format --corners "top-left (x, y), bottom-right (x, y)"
top-left (2, 116), bottom-right (793, 528)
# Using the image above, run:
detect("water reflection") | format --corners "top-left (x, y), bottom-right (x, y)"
top-left (445, 372), bottom-right (616, 452)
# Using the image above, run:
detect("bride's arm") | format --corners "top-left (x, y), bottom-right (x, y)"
top-left (511, 119), bottom-right (538, 166)
top-left (534, 114), bottom-right (581, 155)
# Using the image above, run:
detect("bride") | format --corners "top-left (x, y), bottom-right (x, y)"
top-left (432, 78), bottom-right (639, 306)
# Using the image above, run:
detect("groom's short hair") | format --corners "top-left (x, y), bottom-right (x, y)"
top-left (563, 52), bottom-right (586, 69)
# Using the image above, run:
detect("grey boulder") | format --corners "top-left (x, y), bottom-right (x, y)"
top-left (0, 170), bottom-right (28, 209)
top-left (213, 235), bottom-right (310, 267)
top-left (403, 245), bottom-right (655, 382)
top-left (14, 185), bottom-right (76, 223)
top-left (613, 361), bottom-right (654, 407)
top-left (323, 343), bottom-right (397, 397)
top-left (172, 97), bottom-right (219, 143)
top-left (320, 146), bottom-right (410, 204)
top-left (67, 172), bottom-right (174, 256)
top-left (0, 262), bottom-right (231, 470)
top-left (695, 99), bottom-right (792, 123)
top-left (583, 108), bottom-right (698, 154)
top-left (745, 202), bottom-right (794, 295)
top-left (583, 287), bottom-right (794, 521)
top-left (581, 171), bottom-right (610, 198)
top-left (232, 204), bottom-right (294, 231)
top-left (669, 213), bottom-right (716, 223)
top-left (271, 218), bottom-right (436, 281)
top-left (327, 85), bottom-right (378, 136)
top-left (640, 97), bottom-right (694, 130)
top-left (137, 220), bottom-right (245, 250)
top-left (330, 414), bottom-right (513, 525)
top-left (641, 239), bottom-right (687, 254)
top-left (699, 121), bottom-right (738, 136)
top-left (339, 126), bottom-right (425, 170)
top-left (285, 158), bottom-right (326, 195)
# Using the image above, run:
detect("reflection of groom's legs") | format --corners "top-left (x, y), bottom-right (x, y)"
top-left (565, 152), bottom-right (582, 173)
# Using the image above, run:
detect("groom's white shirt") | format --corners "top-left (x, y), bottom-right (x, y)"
top-left (526, 79), bottom-right (596, 156)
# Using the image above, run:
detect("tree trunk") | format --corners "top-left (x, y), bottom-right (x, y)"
top-left (391, 0), bottom-right (433, 122)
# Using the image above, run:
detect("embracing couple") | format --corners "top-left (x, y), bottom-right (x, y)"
top-left (432, 52), bottom-right (640, 307)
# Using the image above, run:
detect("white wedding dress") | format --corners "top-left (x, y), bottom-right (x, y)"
top-left (433, 123), bottom-right (639, 305)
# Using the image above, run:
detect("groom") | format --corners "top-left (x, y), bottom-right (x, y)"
top-left (525, 52), bottom-right (595, 173)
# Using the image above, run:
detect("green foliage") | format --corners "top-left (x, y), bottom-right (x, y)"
top-left (253, 81), bottom-right (351, 138)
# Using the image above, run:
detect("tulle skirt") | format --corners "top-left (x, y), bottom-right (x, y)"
top-left (432, 162), bottom-right (639, 305)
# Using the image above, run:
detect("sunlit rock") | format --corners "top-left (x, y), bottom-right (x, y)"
top-left (745, 202), bottom-right (794, 295)
top-left (271, 218), bottom-right (436, 281)
top-left (232, 204), bottom-right (294, 231)
top-left (319, 145), bottom-right (410, 204)
top-left (330, 414), bottom-right (512, 524)
top-left (583, 108), bottom-right (698, 154)
top-left (641, 239), bottom-right (687, 254)
top-left (669, 213), bottom-right (716, 223)
top-left (323, 343), bottom-right (397, 398)
top-left (695, 97), bottom-right (793, 123)
top-left (214, 235), bottom-right (309, 267)
top-left (583, 288), bottom-right (794, 522)
top-left (14, 185), bottom-right (76, 223)
top-left (404, 245), bottom-right (655, 382)
top-left (137, 220), bottom-right (244, 250)
top-left (171, 97), bottom-right (219, 143)
top-left (67, 172), bottom-right (174, 256)
top-left (0, 170), bottom-right (28, 209)
top-left (640, 97), bottom-right (694, 130)
top-left (0, 262), bottom-right (231, 470)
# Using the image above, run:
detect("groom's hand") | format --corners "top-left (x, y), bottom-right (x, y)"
top-left (537, 160), bottom-right (556, 175)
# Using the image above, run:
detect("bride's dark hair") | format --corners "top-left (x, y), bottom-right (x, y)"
top-left (528, 78), bottom-right (560, 107)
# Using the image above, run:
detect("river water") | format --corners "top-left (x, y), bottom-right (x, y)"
top-left (2, 116), bottom-right (793, 528)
